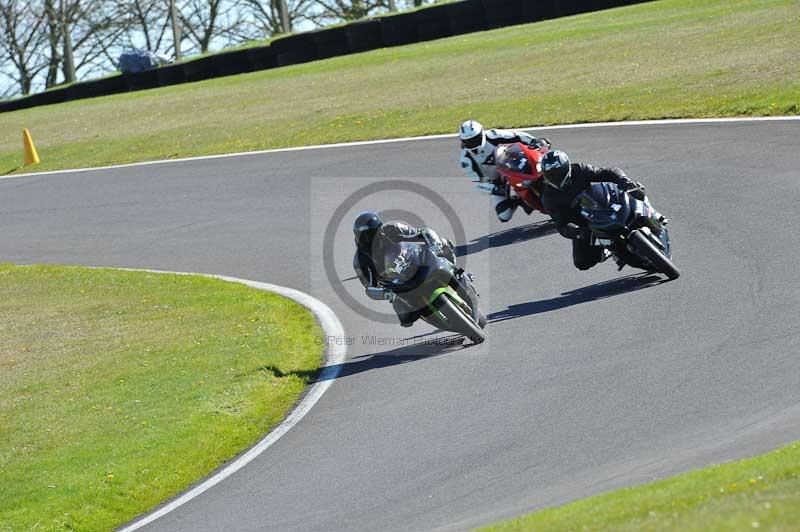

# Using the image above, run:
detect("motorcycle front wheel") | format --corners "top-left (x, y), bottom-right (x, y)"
top-left (434, 294), bottom-right (486, 344)
top-left (629, 230), bottom-right (680, 280)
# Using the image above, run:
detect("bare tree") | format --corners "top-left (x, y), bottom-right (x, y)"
top-left (0, 0), bottom-right (48, 95)
top-left (36, 0), bottom-right (125, 88)
top-left (311, 0), bottom-right (382, 22)
top-left (42, 0), bottom-right (62, 87)
top-left (308, 0), bottom-right (433, 24)
top-left (242, 0), bottom-right (315, 36)
top-left (179, 0), bottom-right (248, 53)
top-left (170, 0), bottom-right (182, 59)
top-left (66, 1), bottom-right (129, 78)
top-left (121, 0), bottom-right (172, 52)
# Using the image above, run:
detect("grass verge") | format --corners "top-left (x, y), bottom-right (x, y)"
top-left (1, 0), bottom-right (798, 174)
top-left (0, 264), bottom-right (323, 531)
top-left (481, 441), bottom-right (800, 531)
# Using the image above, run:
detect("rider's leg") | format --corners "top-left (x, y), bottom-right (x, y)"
top-left (492, 194), bottom-right (518, 223)
top-left (573, 238), bottom-right (606, 271)
top-left (392, 297), bottom-right (420, 327)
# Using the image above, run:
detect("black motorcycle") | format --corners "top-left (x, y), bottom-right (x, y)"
top-left (578, 182), bottom-right (680, 280)
top-left (366, 242), bottom-right (486, 344)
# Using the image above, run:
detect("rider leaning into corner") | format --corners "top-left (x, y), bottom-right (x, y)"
top-left (352, 211), bottom-right (483, 328)
top-left (458, 119), bottom-right (551, 222)
top-left (540, 149), bottom-right (669, 271)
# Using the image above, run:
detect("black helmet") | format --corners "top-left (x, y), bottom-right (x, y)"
top-left (353, 210), bottom-right (383, 249)
top-left (540, 150), bottom-right (572, 190)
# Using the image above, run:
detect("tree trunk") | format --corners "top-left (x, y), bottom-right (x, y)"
top-left (60, 0), bottom-right (75, 83)
top-left (44, 0), bottom-right (61, 87)
top-left (170, 0), bottom-right (181, 60)
top-left (276, 0), bottom-right (290, 33)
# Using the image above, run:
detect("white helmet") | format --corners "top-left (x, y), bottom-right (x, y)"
top-left (459, 119), bottom-right (485, 152)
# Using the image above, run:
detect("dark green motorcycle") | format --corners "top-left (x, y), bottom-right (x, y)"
top-left (367, 242), bottom-right (486, 344)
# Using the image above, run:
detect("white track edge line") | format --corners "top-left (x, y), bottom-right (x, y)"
top-left (114, 269), bottom-right (346, 532)
top-left (6, 116), bottom-right (799, 180)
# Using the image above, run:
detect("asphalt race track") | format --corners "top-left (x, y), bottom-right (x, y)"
top-left (2, 120), bottom-right (799, 531)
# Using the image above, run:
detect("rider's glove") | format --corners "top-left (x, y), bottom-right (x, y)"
top-left (562, 223), bottom-right (584, 240)
top-left (476, 182), bottom-right (495, 194)
top-left (490, 183), bottom-right (508, 196)
top-left (529, 137), bottom-right (551, 150)
top-left (623, 181), bottom-right (646, 201)
top-left (476, 180), bottom-right (506, 196)
top-left (422, 228), bottom-right (444, 254)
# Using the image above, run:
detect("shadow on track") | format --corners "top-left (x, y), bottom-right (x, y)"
top-left (455, 220), bottom-right (557, 257)
top-left (256, 334), bottom-right (469, 383)
top-left (489, 273), bottom-right (665, 323)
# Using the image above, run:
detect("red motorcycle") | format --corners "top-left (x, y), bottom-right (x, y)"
top-left (494, 142), bottom-right (550, 215)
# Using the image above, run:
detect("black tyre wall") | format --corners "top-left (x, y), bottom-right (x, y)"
top-left (272, 34), bottom-right (320, 66)
top-left (414, 5), bottom-right (453, 42)
top-left (157, 64), bottom-right (187, 87)
top-left (482, 0), bottom-right (524, 29)
top-left (313, 26), bottom-right (351, 59)
top-left (183, 60), bottom-right (219, 83)
top-left (379, 12), bottom-right (419, 46)
top-left (247, 47), bottom-right (278, 70)
top-left (345, 20), bottom-right (383, 53)
top-left (445, 0), bottom-right (487, 35)
top-left (214, 50), bottom-right (254, 77)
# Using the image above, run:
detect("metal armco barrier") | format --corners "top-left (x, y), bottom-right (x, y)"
top-left (0, 0), bottom-right (654, 113)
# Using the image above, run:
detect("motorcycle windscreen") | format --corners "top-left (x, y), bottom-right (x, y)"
top-left (579, 185), bottom-right (628, 235)
top-left (496, 143), bottom-right (532, 174)
top-left (381, 242), bottom-right (423, 284)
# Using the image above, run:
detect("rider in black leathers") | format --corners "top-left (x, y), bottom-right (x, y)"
top-left (352, 211), bottom-right (467, 327)
top-left (540, 150), bottom-right (667, 271)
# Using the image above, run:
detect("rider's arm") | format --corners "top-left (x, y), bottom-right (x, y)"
top-left (486, 129), bottom-right (550, 149)
top-left (460, 150), bottom-right (505, 196)
top-left (384, 223), bottom-right (453, 257)
top-left (549, 208), bottom-right (573, 239)
top-left (542, 192), bottom-right (582, 239)
top-left (486, 128), bottom-right (534, 146)
top-left (383, 222), bottom-right (426, 243)
top-left (460, 151), bottom-right (484, 183)
top-left (551, 209), bottom-right (583, 240)
top-left (582, 163), bottom-right (634, 189)
top-left (353, 250), bottom-right (378, 288)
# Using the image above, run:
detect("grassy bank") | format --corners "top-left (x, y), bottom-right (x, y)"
top-left (0, 265), bottom-right (322, 530)
top-left (1, 0), bottom-right (798, 174)
top-left (482, 441), bottom-right (800, 531)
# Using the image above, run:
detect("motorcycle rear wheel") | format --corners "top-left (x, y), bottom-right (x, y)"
top-left (629, 230), bottom-right (680, 280)
top-left (435, 295), bottom-right (486, 344)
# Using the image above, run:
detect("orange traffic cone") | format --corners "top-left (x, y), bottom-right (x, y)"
top-left (23, 128), bottom-right (40, 166)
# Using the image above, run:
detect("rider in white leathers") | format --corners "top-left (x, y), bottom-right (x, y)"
top-left (458, 119), bottom-right (550, 222)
